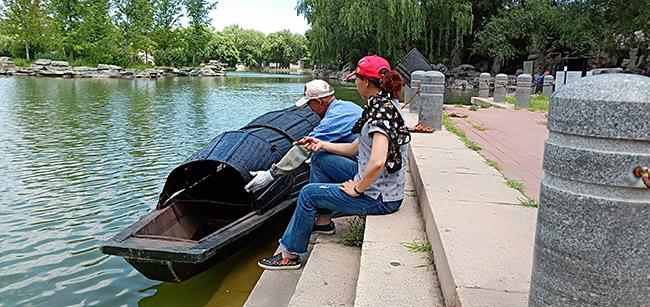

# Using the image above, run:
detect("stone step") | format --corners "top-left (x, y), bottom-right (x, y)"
top-left (288, 219), bottom-right (361, 307)
top-left (244, 244), bottom-right (312, 307)
top-left (354, 171), bottom-right (444, 307)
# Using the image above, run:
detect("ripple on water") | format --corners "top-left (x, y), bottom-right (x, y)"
top-left (0, 75), bottom-right (314, 306)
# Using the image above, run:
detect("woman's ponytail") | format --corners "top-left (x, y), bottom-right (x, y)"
top-left (379, 69), bottom-right (404, 99)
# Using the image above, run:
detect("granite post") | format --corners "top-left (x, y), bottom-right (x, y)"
top-left (478, 72), bottom-right (491, 97)
top-left (493, 73), bottom-right (508, 103)
top-left (529, 74), bottom-right (650, 306)
top-left (419, 71), bottom-right (445, 130)
top-left (542, 75), bottom-right (554, 97)
top-left (409, 70), bottom-right (425, 113)
top-left (515, 74), bottom-right (532, 108)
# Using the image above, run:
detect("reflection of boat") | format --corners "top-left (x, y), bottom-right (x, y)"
top-left (101, 106), bottom-right (320, 282)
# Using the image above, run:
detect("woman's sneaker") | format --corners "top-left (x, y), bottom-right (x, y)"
top-left (258, 253), bottom-right (302, 270)
top-left (312, 221), bottom-right (336, 235)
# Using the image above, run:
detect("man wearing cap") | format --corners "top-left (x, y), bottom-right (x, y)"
top-left (244, 80), bottom-right (363, 206)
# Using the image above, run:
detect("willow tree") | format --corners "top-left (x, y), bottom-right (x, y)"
top-left (420, 0), bottom-right (473, 66)
top-left (297, 0), bottom-right (474, 67)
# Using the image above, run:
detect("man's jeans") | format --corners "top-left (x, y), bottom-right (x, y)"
top-left (280, 151), bottom-right (402, 255)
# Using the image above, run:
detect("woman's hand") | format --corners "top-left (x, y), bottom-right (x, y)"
top-left (340, 180), bottom-right (362, 197)
top-left (296, 136), bottom-right (325, 152)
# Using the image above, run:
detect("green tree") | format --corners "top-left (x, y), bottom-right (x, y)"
top-left (151, 0), bottom-right (183, 65)
top-left (209, 30), bottom-right (238, 66)
top-left (183, 0), bottom-right (217, 65)
top-left (112, 0), bottom-right (154, 62)
top-left (76, 0), bottom-right (121, 64)
top-left (221, 24), bottom-right (265, 67)
top-left (262, 30), bottom-right (306, 68)
top-left (0, 0), bottom-right (48, 59)
top-left (49, 0), bottom-right (83, 60)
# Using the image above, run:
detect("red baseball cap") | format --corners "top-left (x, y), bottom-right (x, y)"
top-left (346, 55), bottom-right (391, 79)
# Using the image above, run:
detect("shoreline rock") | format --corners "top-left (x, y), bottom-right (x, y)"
top-left (0, 57), bottom-right (227, 79)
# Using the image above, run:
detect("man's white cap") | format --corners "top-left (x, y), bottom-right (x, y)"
top-left (295, 79), bottom-right (335, 107)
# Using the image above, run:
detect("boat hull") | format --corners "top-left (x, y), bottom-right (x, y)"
top-left (101, 199), bottom-right (295, 283)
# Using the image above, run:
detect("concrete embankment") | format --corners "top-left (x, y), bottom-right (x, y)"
top-left (245, 110), bottom-right (537, 307)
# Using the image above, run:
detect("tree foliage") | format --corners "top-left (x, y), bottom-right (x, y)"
top-left (1, 0), bottom-right (48, 59)
top-left (299, 0), bottom-right (650, 73)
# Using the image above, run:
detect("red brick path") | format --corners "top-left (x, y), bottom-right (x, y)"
top-left (444, 106), bottom-right (548, 200)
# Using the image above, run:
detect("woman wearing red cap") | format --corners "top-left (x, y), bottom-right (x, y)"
top-left (258, 55), bottom-right (411, 270)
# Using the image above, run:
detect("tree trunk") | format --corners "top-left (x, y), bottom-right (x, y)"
top-left (25, 42), bottom-right (30, 60)
top-left (123, 36), bottom-right (129, 54)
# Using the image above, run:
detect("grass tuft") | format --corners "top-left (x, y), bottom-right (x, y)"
top-left (443, 114), bottom-right (482, 151)
top-left (12, 58), bottom-right (34, 67)
top-left (468, 105), bottom-right (479, 111)
top-left (339, 217), bottom-right (365, 247)
top-left (518, 197), bottom-right (539, 208)
top-left (471, 123), bottom-right (488, 131)
top-left (505, 94), bottom-right (549, 112)
top-left (528, 94), bottom-right (549, 112)
top-left (506, 179), bottom-right (524, 193)
top-left (404, 241), bottom-right (434, 265)
top-left (485, 158), bottom-right (501, 170)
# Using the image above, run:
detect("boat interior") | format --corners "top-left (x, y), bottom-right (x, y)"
top-left (134, 201), bottom-right (254, 242)
top-left (134, 164), bottom-right (255, 243)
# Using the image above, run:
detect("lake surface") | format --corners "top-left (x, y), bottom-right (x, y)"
top-left (0, 72), bottom-right (472, 306)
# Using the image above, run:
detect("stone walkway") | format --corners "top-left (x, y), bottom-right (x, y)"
top-left (405, 111), bottom-right (537, 306)
top-left (444, 106), bottom-right (548, 200)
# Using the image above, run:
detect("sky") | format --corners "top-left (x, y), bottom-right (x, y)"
top-left (209, 0), bottom-right (311, 34)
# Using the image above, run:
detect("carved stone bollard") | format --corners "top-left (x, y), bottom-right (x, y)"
top-left (515, 74), bottom-right (532, 108)
top-left (529, 74), bottom-right (650, 306)
top-left (493, 73), bottom-right (508, 103)
top-left (419, 71), bottom-right (445, 130)
top-left (478, 72), bottom-right (491, 98)
top-left (409, 70), bottom-right (425, 113)
top-left (542, 75), bottom-right (554, 97)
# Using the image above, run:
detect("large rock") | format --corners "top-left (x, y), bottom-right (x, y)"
top-left (109, 65), bottom-right (122, 71)
top-left (432, 63), bottom-right (448, 74)
top-left (449, 79), bottom-right (471, 90)
top-left (73, 66), bottom-right (96, 72)
top-left (530, 74), bottom-right (650, 306)
top-left (51, 60), bottom-right (69, 67)
top-left (34, 59), bottom-right (52, 66)
top-left (97, 64), bottom-right (110, 70)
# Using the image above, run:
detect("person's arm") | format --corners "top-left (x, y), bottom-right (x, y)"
top-left (321, 139), bottom-right (359, 158)
top-left (245, 145), bottom-right (310, 193)
top-left (354, 132), bottom-right (388, 192)
top-left (299, 136), bottom-right (359, 158)
top-left (270, 145), bottom-right (311, 176)
top-left (340, 131), bottom-right (389, 197)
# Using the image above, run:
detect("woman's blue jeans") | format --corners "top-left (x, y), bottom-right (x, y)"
top-left (279, 151), bottom-right (402, 255)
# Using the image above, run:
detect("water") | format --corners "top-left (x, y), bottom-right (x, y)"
top-left (0, 73), bottom-right (343, 306)
top-left (0, 72), bottom-right (469, 306)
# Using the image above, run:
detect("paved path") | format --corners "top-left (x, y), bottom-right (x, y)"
top-left (445, 106), bottom-right (548, 200)
top-left (406, 111), bottom-right (536, 306)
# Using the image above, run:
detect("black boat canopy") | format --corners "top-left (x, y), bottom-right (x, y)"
top-left (157, 105), bottom-right (321, 211)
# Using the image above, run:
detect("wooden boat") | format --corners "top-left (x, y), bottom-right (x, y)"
top-left (101, 106), bottom-right (320, 282)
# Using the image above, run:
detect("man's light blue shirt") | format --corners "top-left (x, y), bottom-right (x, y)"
top-left (309, 99), bottom-right (362, 143)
